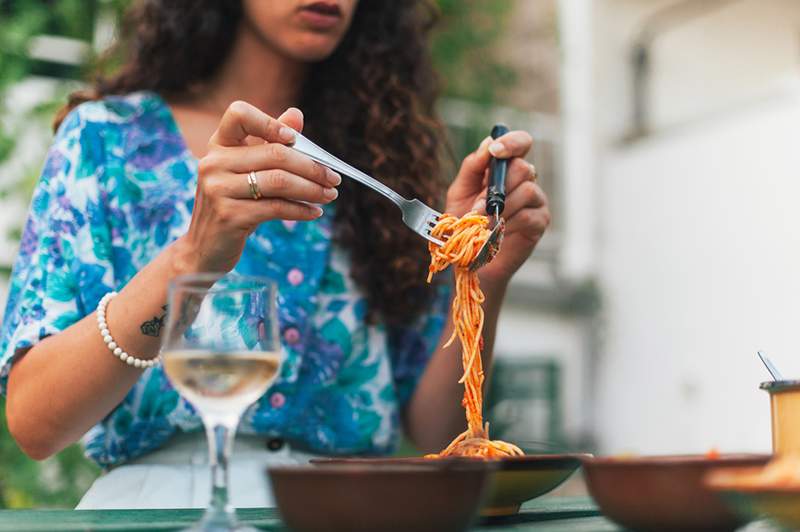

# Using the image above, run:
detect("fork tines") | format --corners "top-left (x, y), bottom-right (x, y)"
top-left (426, 215), bottom-right (447, 246)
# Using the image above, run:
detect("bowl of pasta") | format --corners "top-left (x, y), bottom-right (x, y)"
top-left (706, 454), bottom-right (800, 529)
top-left (583, 453), bottom-right (771, 531)
top-left (302, 208), bottom-right (579, 520)
top-left (479, 453), bottom-right (587, 516)
top-left (312, 454), bottom-right (586, 517)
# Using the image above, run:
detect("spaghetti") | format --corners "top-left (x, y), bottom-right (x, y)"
top-left (425, 212), bottom-right (524, 459)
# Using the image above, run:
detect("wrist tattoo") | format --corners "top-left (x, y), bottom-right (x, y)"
top-left (140, 305), bottom-right (168, 337)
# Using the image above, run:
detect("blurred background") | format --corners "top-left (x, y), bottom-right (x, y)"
top-left (1, 0), bottom-right (797, 508)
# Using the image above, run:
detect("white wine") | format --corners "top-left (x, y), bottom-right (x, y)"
top-left (163, 350), bottom-right (281, 416)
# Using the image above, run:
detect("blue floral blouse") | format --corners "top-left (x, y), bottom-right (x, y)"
top-left (0, 92), bottom-right (450, 469)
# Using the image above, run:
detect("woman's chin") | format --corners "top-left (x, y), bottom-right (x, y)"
top-left (283, 35), bottom-right (343, 62)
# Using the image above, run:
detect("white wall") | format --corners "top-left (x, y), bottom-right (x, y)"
top-left (595, 0), bottom-right (800, 139)
top-left (596, 83), bottom-right (800, 454)
top-left (558, 0), bottom-right (598, 280)
top-left (589, 0), bottom-right (800, 454)
top-left (648, 0), bottom-right (800, 131)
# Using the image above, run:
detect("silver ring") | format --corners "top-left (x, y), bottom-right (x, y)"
top-left (247, 171), bottom-right (262, 200)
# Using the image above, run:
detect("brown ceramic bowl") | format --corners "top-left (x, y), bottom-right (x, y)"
top-left (707, 465), bottom-right (800, 529)
top-left (582, 454), bottom-right (771, 531)
top-left (482, 454), bottom-right (586, 515)
top-left (268, 460), bottom-right (494, 532)
top-left (312, 454), bottom-right (586, 517)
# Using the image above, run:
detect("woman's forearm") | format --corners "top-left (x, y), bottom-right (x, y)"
top-left (5, 238), bottom-right (197, 459)
top-left (6, 104), bottom-right (341, 461)
top-left (404, 276), bottom-right (508, 453)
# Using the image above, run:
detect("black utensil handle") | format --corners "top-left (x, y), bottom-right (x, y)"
top-left (486, 123), bottom-right (509, 216)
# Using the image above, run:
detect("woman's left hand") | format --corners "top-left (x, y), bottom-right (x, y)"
top-left (444, 130), bottom-right (551, 286)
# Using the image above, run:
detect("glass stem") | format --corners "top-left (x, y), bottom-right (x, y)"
top-left (203, 417), bottom-right (239, 525)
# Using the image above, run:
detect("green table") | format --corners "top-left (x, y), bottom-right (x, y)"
top-left (0, 497), bottom-right (780, 531)
top-left (0, 497), bottom-right (612, 532)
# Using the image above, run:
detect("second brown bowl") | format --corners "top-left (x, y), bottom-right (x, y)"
top-left (312, 454), bottom-right (585, 516)
top-left (583, 454), bottom-right (771, 531)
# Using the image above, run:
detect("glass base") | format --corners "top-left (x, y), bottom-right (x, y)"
top-left (181, 509), bottom-right (259, 532)
top-left (181, 526), bottom-right (259, 532)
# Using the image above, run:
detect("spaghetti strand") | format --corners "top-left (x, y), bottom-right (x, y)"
top-left (425, 212), bottom-right (524, 459)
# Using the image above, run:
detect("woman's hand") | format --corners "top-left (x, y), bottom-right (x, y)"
top-left (444, 131), bottom-right (550, 286)
top-left (174, 102), bottom-right (341, 273)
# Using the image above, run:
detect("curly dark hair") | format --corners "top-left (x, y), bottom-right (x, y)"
top-left (55, 0), bottom-right (448, 326)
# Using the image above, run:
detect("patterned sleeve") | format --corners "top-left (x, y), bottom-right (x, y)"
top-left (387, 278), bottom-right (452, 407)
top-left (0, 103), bottom-right (114, 395)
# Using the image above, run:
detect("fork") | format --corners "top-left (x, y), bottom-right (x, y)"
top-left (289, 131), bottom-right (444, 246)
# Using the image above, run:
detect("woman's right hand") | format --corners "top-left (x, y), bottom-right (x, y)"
top-left (174, 102), bottom-right (341, 273)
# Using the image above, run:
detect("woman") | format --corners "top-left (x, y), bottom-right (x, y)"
top-left (0, 0), bottom-right (549, 509)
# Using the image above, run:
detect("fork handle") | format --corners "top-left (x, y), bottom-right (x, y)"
top-left (486, 124), bottom-right (509, 217)
top-left (290, 131), bottom-right (406, 208)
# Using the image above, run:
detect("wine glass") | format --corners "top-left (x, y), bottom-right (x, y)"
top-left (162, 273), bottom-right (281, 532)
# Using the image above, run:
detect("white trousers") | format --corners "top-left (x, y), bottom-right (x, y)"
top-left (76, 433), bottom-right (320, 509)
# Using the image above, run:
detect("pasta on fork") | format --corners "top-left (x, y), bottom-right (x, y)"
top-left (425, 212), bottom-right (524, 459)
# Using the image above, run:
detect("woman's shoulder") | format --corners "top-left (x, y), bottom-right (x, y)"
top-left (60, 91), bottom-right (164, 129)
top-left (55, 90), bottom-right (186, 171)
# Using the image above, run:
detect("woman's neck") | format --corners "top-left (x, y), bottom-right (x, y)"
top-left (197, 23), bottom-right (308, 118)
top-left (168, 23), bottom-right (308, 158)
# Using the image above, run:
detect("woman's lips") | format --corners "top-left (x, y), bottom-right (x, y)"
top-left (298, 2), bottom-right (342, 30)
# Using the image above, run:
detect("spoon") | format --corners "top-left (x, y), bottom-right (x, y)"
top-left (469, 124), bottom-right (509, 272)
top-left (757, 350), bottom-right (784, 381)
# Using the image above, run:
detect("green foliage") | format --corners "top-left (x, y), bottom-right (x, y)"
top-left (0, 398), bottom-right (99, 508)
top-left (0, 0), bottom-right (105, 509)
top-left (431, 0), bottom-right (517, 105)
top-left (0, 1), bottom-right (96, 232)
top-left (0, 0), bottom-right (516, 509)
top-left (0, 4), bottom-right (46, 165)
top-left (42, 0), bottom-right (97, 41)
top-left (430, 0), bottom-right (518, 161)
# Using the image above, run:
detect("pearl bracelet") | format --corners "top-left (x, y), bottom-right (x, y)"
top-left (97, 292), bottom-right (161, 369)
